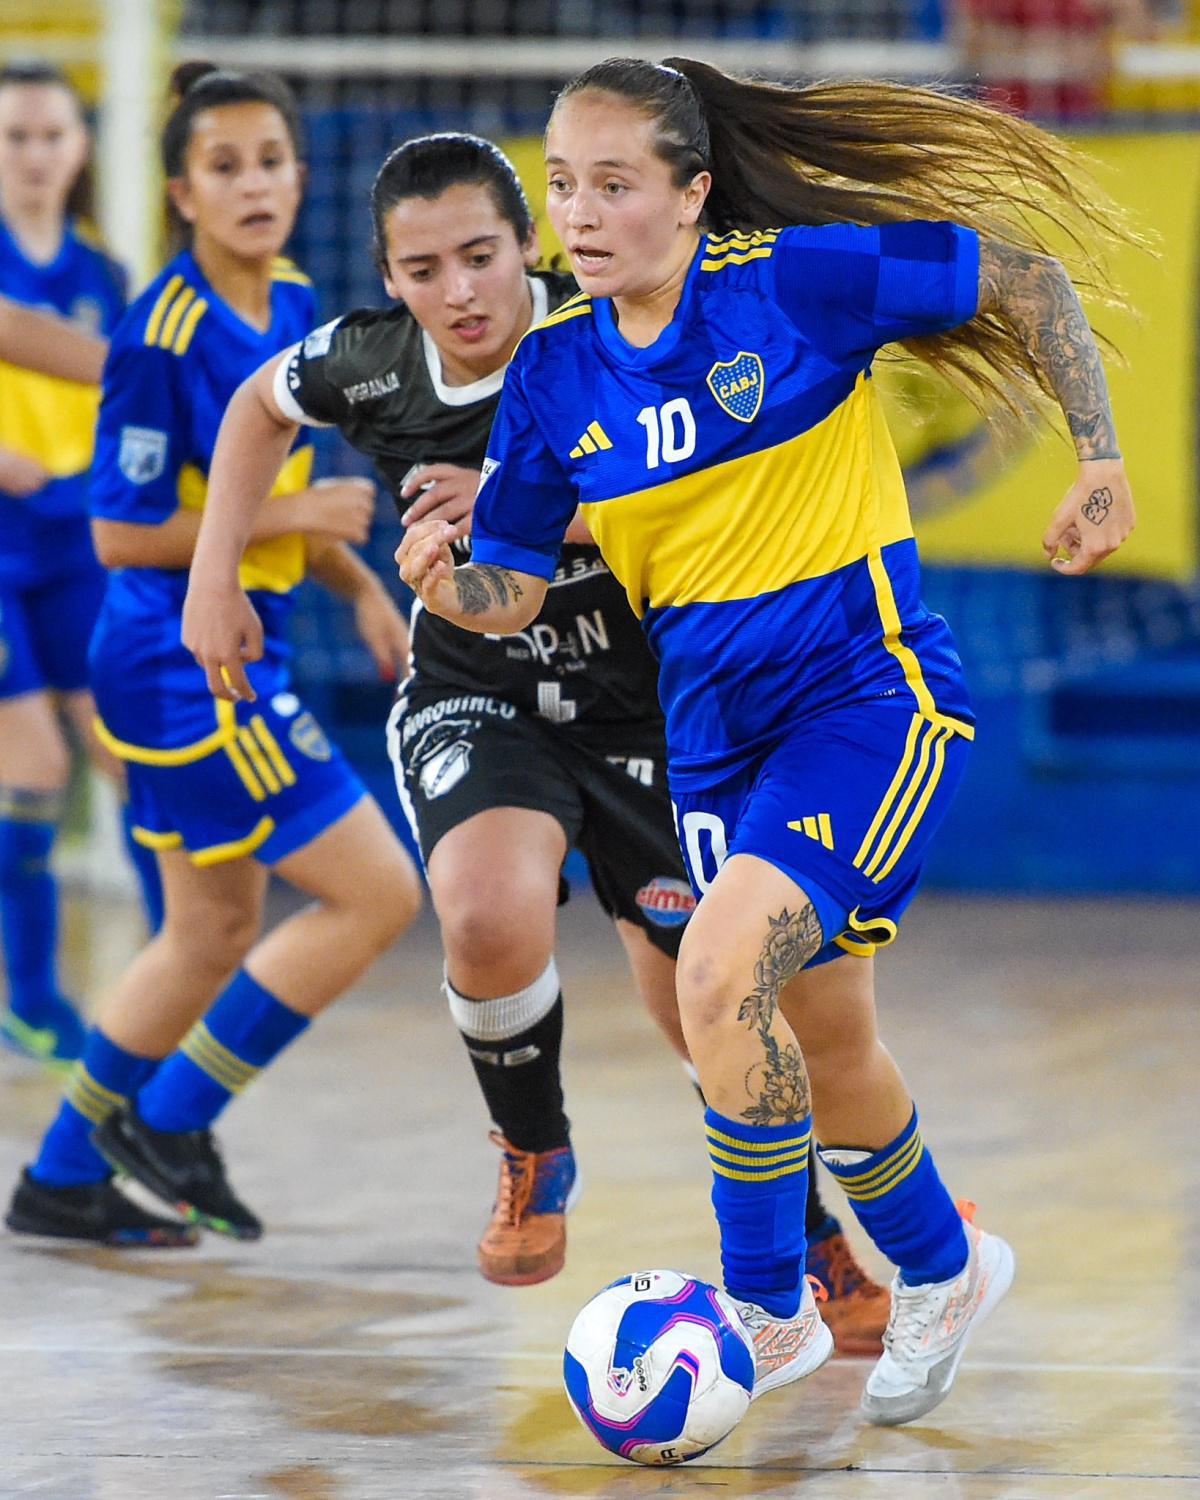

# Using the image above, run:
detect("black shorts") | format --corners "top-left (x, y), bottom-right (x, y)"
top-left (385, 684), bottom-right (694, 958)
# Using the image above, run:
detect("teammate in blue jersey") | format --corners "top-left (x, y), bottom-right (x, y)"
top-left (5, 63), bottom-right (420, 1247)
top-left (390, 59), bottom-right (1136, 1429)
top-left (0, 62), bottom-right (162, 1066)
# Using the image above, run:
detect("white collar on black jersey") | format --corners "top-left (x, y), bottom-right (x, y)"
top-left (421, 275), bottom-right (548, 407)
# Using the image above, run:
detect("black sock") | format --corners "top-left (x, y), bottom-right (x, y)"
top-left (445, 962), bottom-right (570, 1154)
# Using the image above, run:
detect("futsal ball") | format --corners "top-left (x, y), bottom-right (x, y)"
top-left (563, 1269), bottom-right (755, 1466)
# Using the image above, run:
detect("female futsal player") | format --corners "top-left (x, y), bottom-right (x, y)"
top-left (0, 62), bottom-right (158, 1066)
top-left (5, 64), bottom-right (420, 1247)
top-left (386, 60), bottom-right (1135, 1426)
top-left (179, 130), bottom-right (888, 1352)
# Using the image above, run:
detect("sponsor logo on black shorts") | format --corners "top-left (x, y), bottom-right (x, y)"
top-left (635, 876), bottom-right (696, 928)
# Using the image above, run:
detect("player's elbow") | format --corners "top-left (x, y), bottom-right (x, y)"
top-left (90, 518), bottom-right (133, 570)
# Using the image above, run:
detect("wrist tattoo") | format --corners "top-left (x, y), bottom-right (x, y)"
top-left (453, 563), bottom-right (525, 616)
top-left (1081, 486), bottom-right (1114, 525)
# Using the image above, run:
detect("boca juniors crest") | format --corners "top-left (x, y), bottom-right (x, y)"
top-left (706, 351), bottom-right (765, 423)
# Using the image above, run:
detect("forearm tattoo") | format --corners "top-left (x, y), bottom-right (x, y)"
top-left (738, 905), bottom-right (822, 1127)
top-left (452, 563), bottom-right (525, 617)
top-left (978, 239), bottom-right (1121, 463)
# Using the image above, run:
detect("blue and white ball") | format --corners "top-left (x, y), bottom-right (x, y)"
top-left (563, 1269), bottom-right (755, 1466)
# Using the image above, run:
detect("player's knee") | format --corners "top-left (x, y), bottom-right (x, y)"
top-left (370, 851), bottom-right (423, 947)
top-left (674, 941), bottom-right (742, 1037)
top-left (164, 900), bottom-right (259, 977)
top-left (434, 879), bottom-right (551, 977)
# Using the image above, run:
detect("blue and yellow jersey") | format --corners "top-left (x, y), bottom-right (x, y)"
top-left (88, 248), bottom-right (316, 754)
top-left (473, 221), bottom-right (980, 787)
top-left (0, 217), bottom-right (126, 585)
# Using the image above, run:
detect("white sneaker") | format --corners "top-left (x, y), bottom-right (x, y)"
top-left (734, 1277), bottom-right (834, 1400)
top-left (861, 1215), bottom-right (1015, 1427)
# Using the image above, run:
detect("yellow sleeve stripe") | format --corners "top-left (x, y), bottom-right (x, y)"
top-left (158, 286), bottom-right (195, 349)
top-left (143, 274), bottom-right (185, 345)
top-left (272, 256), bottom-right (313, 285)
top-left (535, 303), bottom-right (593, 332)
top-left (705, 1124), bottom-right (812, 1154)
top-left (190, 815), bottom-right (276, 867)
top-left (708, 1142), bottom-right (811, 1169)
top-left (172, 296), bottom-right (208, 355)
top-left (701, 246), bottom-right (775, 271)
top-left (706, 228), bottom-right (779, 249)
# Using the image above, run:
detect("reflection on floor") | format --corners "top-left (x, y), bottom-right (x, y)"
top-left (2, 888), bottom-right (1197, 1499)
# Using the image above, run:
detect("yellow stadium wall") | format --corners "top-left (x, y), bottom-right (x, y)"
top-left (504, 130), bottom-right (1200, 581)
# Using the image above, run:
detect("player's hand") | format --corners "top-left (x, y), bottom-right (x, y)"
top-left (0, 447), bottom-right (52, 498)
top-left (353, 580), bottom-right (410, 683)
top-left (1043, 458), bottom-right (1135, 575)
top-left (181, 581), bottom-right (265, 703)
top-left (399, 464), bottom-right (481, 529)
top-left (395, 516), bottom-right (464, 616)
top-left (302, 477), bottom-right (377, 544)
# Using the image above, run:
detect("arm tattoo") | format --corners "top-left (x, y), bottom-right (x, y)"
top-left (738, 905), bottom-right (822, 1127)
top-left (978, 239), bottom-right (1121, 463)
top-left (452, 563), bottom-right (525, 617)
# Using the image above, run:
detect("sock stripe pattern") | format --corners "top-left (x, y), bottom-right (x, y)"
top-left (181, 1022), bottom-right (261, 1094)
top-left (817, 1109), bottom-right (968, 1287)
top-left (832, 1128), bottom-right (925, 1201)
top-left (65, 1066), bottom-right (127, 1124)
top-left (707, 1123), bottom-right (812, 1180)
top-left (706, 1106), bottom-right (811, 1319)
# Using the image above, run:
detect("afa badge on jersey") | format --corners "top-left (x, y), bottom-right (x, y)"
top-left (706, 351), bottom-right (765, 423)
top-left (117, 425), bottom-right (168, 485)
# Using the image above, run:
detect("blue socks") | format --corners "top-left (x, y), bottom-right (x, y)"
top-left (706, 1106), bottom-right (811, 1318)
top-left (120, 802), bottom-right (164, 934)
top-left (0, 788), bottom-right (65, 1018)
top-left (31, 1029), bottom-right (157, 1186)
top-left (818, 1109), bottom-right (968, 1286)
top-left (136, 970), bottom-right (308, 1133)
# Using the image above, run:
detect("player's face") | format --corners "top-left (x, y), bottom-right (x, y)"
top-left (170, 102), bottom-right (302, 262)
top-left (545, 93), bottom-right (709, 299)
top-left (0, 84), bottom-right (88, 220)
top-left (380, 181), bottom-right (539, 382)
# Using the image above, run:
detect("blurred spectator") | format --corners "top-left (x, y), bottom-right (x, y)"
top-left (959, 0), bottom-right (1160, 118)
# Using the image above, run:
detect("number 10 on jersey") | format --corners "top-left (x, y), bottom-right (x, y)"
top-left (637, 398), bottom-right (697, 470)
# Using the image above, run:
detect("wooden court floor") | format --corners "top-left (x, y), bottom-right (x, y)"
top-left (1, 887), bottom-right (1197, 1499)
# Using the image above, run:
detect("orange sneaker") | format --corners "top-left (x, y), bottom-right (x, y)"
top-left (805, 1228), bottom-right (890, 1356)
top-left (477, 1131), bottom-right (579, 1287)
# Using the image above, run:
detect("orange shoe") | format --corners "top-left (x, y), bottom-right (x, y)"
top-left (477, 1130), bottom-right (578, 1287)
top-left (805, 1228), bottom-right (890, 1356)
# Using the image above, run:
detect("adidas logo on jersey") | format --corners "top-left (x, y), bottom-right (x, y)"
top-left (569, 421), bottom-right (613, 458)
top-left (788, 814), bottom-right (834, 850)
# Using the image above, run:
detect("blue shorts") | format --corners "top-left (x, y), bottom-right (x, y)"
top-left (115, 689), bottom-right (366, 869)
top-left (671, 702), bottom-right (972, 967)
top-left (0, 563), bottom-right (107, 701)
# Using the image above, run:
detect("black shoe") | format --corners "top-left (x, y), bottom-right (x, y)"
top-left (92, 1106), bottom-right (263, 1240)
top-left (5, 1168), bottom-right (200, 1247)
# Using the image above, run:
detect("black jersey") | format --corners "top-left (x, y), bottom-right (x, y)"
top-left (275, 272), bottom-right (662, 726)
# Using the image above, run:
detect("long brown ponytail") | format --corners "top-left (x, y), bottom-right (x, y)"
top-left (556, 58), bottom-right (1141, 423)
